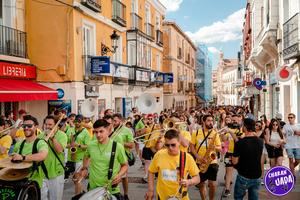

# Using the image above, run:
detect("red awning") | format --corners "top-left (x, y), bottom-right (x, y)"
top-left (0, 79), bottom-right (58, 102)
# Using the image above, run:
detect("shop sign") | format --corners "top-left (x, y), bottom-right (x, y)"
top-left (90, 56), bottom-right (110, 74)
top-left (136, 70), bottom-right (150, 82)
top-left (163, 73), bottom-right (174, 83)
top-left (85, 85), bottom-right (99, 98)
top-left (113, 64), bottom-right (129, 79)
top-left (151, 72), bottom-right (164, 83)
top-left (0, 62), bottom-right (36, 79)
top-left (48, 100), bottom-right (72, 116)
top-left (56, 88), bottom-right (65, 99)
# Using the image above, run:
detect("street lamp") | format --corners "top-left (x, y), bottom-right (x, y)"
top-left (101, 30), bottom-right (120, 56)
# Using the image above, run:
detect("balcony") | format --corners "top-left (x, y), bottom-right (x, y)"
top-left (130, 13), bottom-right (142, 31)
top-left (112, 0), bottom-right (126, 27)
top-left (144, 23), bottom-right (154, 40)
top-left (81, 0), bottom-right (101, 12)
top-left (0, 25), bottom-right (27, 58)
top-left (156, 30), bottom-right (163, 46)
top-left (283, 13), bottom-right (299, 60)
top-left (177, 81), bottom-right (184, 93)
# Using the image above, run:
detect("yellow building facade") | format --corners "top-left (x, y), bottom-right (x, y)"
top-left (162, 21), bottom-right (196, 110)
top-left (26, 0), bottom-right (166, 116)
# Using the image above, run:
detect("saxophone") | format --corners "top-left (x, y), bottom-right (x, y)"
top-left (198, 130), bottom-right (218, 173)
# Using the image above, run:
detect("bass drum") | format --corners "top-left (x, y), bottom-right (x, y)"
top-left (79, 187), bottom-right (117, 200)
top-left (0, 179), bottom-right (40, 200)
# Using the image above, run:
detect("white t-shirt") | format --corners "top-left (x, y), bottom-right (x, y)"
top-left (283, 123), bottom-right (300, 149)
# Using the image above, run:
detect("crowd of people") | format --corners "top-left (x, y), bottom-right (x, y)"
top-left (0, 106), bottom-right (299, 200)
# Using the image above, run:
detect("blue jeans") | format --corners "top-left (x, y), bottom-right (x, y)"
top-left (234, 174), bottom-right (260, 200)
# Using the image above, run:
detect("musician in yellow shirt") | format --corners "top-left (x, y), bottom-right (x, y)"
top-left (0, 118), bottom-right (12, 160)
top-left (145, 129), bottom-right (200, 200)
top-left (190, 114), bottom-right (221, 200)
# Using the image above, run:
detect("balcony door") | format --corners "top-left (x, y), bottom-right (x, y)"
top-left (0, 0), bottom-right (2, 25)
top-left (131, 0), bottom-right (138, 14)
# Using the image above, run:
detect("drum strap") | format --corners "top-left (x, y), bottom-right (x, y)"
top-left (196, 129), bottom-right (212, 154)
top-left (179, 151), bottom-right (186, 194)
top-left (19, 138), bottom-right (49, 179)
top-left (108, 141), bottom-right (117, 180)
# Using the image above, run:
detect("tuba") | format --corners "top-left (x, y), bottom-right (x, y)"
top-left (80, 98), bottom-right (97, 118)
top-left (197, 130), bottom-right (218, 173)
top-left (136, 93), bottom-right (156, 114)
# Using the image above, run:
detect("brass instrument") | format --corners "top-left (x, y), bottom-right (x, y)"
top-left (0, 126), bottom-right (15, 137)
top-left (197, 130), bottom-right (218, 173)
top-left (45, 115), bottom-right (65, 141)
top-left (70, 134), bottom-right (77, 161)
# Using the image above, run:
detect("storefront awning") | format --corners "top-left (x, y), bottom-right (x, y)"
top-left (0, 79), bottom-right (58, 102)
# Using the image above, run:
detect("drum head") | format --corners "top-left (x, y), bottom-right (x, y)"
top-left (0, 168), bottom-right (29, 181)
top-left (0, 157), bottom-right (32, 169)
top-left (80, 187), bottom-right (117, 200)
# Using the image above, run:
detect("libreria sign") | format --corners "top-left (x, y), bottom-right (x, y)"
top-left (264, 166), bottom-right (295, 196)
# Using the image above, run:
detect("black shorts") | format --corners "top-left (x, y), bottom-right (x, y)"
top-left (200, 163), bottom-right (219, 182)
top-left (142, 147), bottom-right (154, 160)
top-left (224, 152), bottom-right (233, 167)
top-left (267, 146), bottom-right (283, 158)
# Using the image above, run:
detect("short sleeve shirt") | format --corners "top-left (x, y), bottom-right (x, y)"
top-left (13, 139), bottom-right (48, 188)
top-left (149, 149), bottom-right (199, 200)
top-left (85, 139), bottom-right (127, 194)
top-left (0, 135), bottom-right (12, 159)
top-left (179, 131), bottom-right (191, 152)
top-left (68, 128), bottom-right (91, 162)
top-left (112, 126), bottom-right (134, 153)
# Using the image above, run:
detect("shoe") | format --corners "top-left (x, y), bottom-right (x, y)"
top-left (124, 194), bottom-right (130, 200)
top-left (222, 189), bottom-right (231, 197)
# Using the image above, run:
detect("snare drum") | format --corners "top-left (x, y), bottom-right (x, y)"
top-left (79, 187), bottom-right (117, 200)
top-left (0, 178), bottom-right (40, 200)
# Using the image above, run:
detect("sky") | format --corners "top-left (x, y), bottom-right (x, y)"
top-left (160, 0), bottom-right (246, 68)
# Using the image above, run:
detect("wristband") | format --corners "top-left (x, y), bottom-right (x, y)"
top-left (22, 155), bottom-right (26, 161)
top-left (78, 144), bottom-right (81, 148)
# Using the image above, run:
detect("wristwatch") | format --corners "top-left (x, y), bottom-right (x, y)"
top-left (22, 155), bottom-right (26, 161)
top-left (78, 144), bottom-right (81, 148)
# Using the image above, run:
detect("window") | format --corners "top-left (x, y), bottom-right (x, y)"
top-left (131, 0), bottom-right (138, 13)
top-left (145, 4), bottom-right (151, 23)
top-left (128, 41), bottom-right (136, 66)
top-left (155, 14), bottom-right (160, 30)
top-left (82, 23), bottom-right (96, 56)
top-left (0, 0), bottom-right (2, 24)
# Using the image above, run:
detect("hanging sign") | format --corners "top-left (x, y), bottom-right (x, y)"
top-left (91, 56), bottom-right (110, 74)
top-left (253, 78), bottom-right (266, 90)
top-left (275, 65), bottom-right (293, 82)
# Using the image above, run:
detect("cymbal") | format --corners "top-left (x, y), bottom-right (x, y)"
top-left (0, 168), bottom-right (29, 181)
top-left (0, 157), bottom-right (32, 169)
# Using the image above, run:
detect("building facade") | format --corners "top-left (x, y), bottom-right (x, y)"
top-left (0, 0), bottom-right (57, 123)
top-left (195, 44), bottom-right (213, 104)
top-left (212, 70), bottom-right (218, 104)
top-left (241, 0), bottom-right (300, 122)
top-left (216, 52), bottom-right (240, 105)
top-left (162, 21), bottom-right (196, 110)
top-left (26, 0), bottom-right (166, 117)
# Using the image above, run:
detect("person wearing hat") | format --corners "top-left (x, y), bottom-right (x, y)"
top-left (67, 114), bottom-right (91, 196)
top-left (275, 113), bottom-right (286, 129)
top-left (39, 115), bottom-right (68, 200)
top-left (12, 115), bottom-right (48, 190)
top-left (0, 118), bottom-right (13, 160)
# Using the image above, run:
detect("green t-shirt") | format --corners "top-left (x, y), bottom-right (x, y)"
top-left (112, 126), bottom-right (134, 153)
top-left (38, 130), bottom-right (67, 179)
top-left (68, 128), bottom-right (91, 162)
top-left (65, 125), bottom-right (75, 143)
top-left (85, 139), bottom-right (127, 194)
top-left (135, 120), bottom-right (145, 131)
top-left (13, 139), bottom-right (48, 188)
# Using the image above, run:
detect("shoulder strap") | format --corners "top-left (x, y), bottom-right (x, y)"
top-left (19, 139), bottom-right (26, 154)
top-left (179, 151), bottom-right (186, 194)
top-left (196, 129), bottom-right (212, 154)
top-left (47, 139), bottom-right (65, 171)
top-left (108, 141), bottom-right (117, 180)
top-left (32, 138), bottom-right (49, 179)
top-left (74, 128), bottom-right (85, 141)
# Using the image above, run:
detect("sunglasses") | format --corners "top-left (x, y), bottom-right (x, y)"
top-left (165, 143), bottom-right (176, 148)
top-left (74, 120), bottom-right (82, 123)
top-left (288, 117), bottom-right (294, 119)
top-left (148, 118), bottom-right (153, 120)
top-left (22, 124), bottom-right (33, 129)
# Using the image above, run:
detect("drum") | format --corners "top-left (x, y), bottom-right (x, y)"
top-left (0, 168), bottom-right (40, 200)
top-left (0, 178), bottom-right (40, 200)
top-left (79, 187), bottom-right (117, 200)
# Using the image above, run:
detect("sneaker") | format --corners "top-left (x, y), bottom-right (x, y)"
top-left (124, 194), bottom-right (130, 200)
top-left (222, 189), bottom-right (231, 197)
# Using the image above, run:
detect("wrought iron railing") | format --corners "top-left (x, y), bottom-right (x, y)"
top-left (283, 13), bottom-right (299, 59)
top-left (112, 0), bottom-right (126, 27)
top-left (130, 13), bottom-right (142, 31)
top-left (0, 25), bottom-right (27, 58)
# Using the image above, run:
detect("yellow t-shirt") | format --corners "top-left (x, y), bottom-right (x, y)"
top-left (179, 130), bottom-right (191, 152)
top-left (83, 122), bottom-right (93, 138)
top-left (15, 128), bottom-right (42, 140)
top-left (191, 129), bottom-right (221, 164)
top-left (149, 149), bottom-right (199, 200)
top-left (144, 124), bottom-right (161, 148)
top-left (0, 135), bottom-right (13, 160)
top-left (226, 128), bottom-right (244, 153)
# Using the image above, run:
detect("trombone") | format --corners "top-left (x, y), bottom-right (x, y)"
top-left (0, 125), bottom-right (16, 137)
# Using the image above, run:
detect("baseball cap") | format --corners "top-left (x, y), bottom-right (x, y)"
top-left (75, 114), bottom-right (84, 122)
top-left (147, 114), bottom-right (154, 118)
